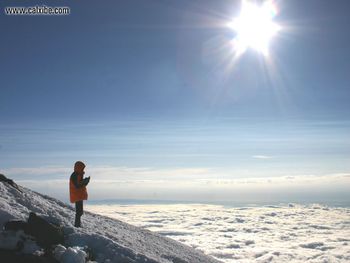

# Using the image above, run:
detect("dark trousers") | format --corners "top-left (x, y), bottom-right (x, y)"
top-left (75, 201), bottom-right (83, 227)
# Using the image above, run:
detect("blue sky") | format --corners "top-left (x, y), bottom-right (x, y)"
top-left (1, 0), bottom-right (349, 203)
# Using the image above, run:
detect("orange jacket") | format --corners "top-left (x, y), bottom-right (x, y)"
top-left (69, 172), bottom-right (88, 203)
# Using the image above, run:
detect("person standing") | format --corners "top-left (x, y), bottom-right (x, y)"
top-left (69, 161), bottom-right (90, 227)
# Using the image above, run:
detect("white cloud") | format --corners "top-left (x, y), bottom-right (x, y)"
top-left (5, 166), bottom-right (70, 176)
top-left (5, 165), bottom-right (350, 203)
top-left (15, 172), bottom-right (350, 203)
top-left (4, 166), bottom-right (213, 180)
top-left (252, 155), bottom-right (273, 159)
top-left (86, 203), bottom-right (350, 263)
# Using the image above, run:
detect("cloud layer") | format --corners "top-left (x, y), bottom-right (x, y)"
top-left (6, 165), bottom-right (350, 203)
top-left (86, 203), bottom-right (350, 262)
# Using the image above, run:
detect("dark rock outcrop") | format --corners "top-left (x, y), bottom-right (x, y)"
top-left (0, 174), bottom-right (22, 192)
top-left (4, 212), bottom-right (64, 249)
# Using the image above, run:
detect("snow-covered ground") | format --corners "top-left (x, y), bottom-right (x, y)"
top-left (86, 203), bottom-right (350, 263)
top-left (0, 180), bottom-right (220, 263)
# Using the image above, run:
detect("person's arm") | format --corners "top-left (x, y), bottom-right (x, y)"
top-left (82, 176), bottom-right (90, 186)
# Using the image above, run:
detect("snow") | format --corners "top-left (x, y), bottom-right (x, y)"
top-left (0, 230), bottom-right (24, 250)
top-left (53, 244), bottom-right (88, 263)
top-left (0, 180), bottom-right (220, 263)
top-left (86, 203), bottom-right (350, 262)
top-left (0, 229), bottom-right (43, 255)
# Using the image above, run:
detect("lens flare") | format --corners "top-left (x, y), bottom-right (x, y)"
top-left (228, 0), bottom-right (280, 56)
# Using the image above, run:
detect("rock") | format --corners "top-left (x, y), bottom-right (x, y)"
top-left (0, 174), bottom-right (22, 192)
top-left (27, 212), bottom-right (64, 248)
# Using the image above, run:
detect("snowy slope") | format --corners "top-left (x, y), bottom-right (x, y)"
top-left (0, 179), bottom-right (221, 263)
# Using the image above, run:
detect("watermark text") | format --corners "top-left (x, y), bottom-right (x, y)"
top-left (4, 5), bottom-right (70, 16)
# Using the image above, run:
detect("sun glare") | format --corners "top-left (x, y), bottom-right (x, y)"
top-left (229, 0), bottom-right (280, 56)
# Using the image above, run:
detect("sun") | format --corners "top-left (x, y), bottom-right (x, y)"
top-left (228, 0), bottom-right (280, 56)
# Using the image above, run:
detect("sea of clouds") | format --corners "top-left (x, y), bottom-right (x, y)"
top-left (86, 203), bottom-right (350, 263)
